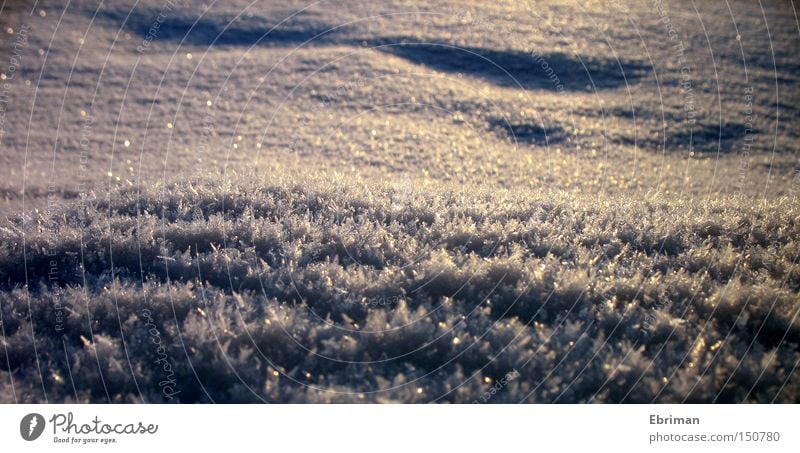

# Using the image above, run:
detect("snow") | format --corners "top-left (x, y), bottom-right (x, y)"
top-left (0, 0), bottom-right (798, 402)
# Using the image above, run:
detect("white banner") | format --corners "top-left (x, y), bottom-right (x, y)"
top-left (0, 404), bottom-right (797, 452)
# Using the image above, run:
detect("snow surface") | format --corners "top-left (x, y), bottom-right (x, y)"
top-left (0, 0), bottom-right (798, 402)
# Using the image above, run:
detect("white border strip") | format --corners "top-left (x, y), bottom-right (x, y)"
top-left (1, 404), bottom-right (798, 452)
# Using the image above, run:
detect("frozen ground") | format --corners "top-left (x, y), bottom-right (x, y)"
top-left (0, 0), bottom-right (798, 402)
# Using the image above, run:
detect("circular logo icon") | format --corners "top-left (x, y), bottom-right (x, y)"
top-left (20, 413), bottom-right (45, 441)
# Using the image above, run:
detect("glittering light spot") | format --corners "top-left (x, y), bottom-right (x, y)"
top-left (0, 74), bottom-right (5, 80)
top-left (107, 172), bottom-right (113, 177)
top-left (206, 100), bottom-right (213, 107)
top-left (484, 377), bottom-right (492, 384)
top-left (6, 28), bottom-right (13, 34)
top-left (452, 337), bottom-right (461, 345)
top-left (416, 388), bottom-right (423, 394)
top-left (38, 49), bottom-right (45, 56)
top-left (236, 135), bottom-right (243, 142)
top-left (167, 122), bottom-right (173, 129)
top-left (124, 140), bottom-right (131, 147)
top-left (186, 53), bottom-right (193, 60)
top-left (80, 110), bottom-right (86, 117)
top-left (78, 38), bottom-right (85, 45)
top-left (272, 370), bottom-right (279, 377)
top-left (39, 9), bottom-right (47, 17)
top-left (256, 143), bottom-right (262, 149)
top-left (232, 143), bottom-right (238, 149)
